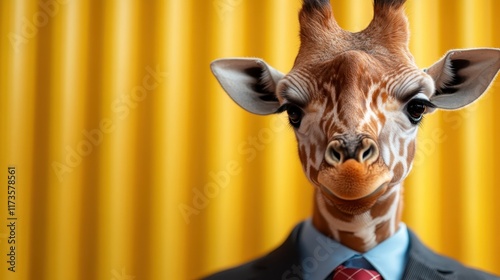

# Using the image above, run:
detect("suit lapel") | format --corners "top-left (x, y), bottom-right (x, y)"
top-left (402, 230), bottom-right (457, 280)
top-left (254, 225), bottom-right (459, 280)
top-left (249, 224), bottom-right (303, 280)
top-left (403, 256), bottom-right (455, 280)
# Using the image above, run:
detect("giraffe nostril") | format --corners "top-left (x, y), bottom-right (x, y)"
top-left (325, 140), bottom-right (343, 166)
top-left (359, 138), bottom-right (379, 164)
top-left (331, 149), bottom-right (341, 162)
top-left (362, 146), bottom-right (372, 161)
top-left (326, 138), bottom-right (379, 166)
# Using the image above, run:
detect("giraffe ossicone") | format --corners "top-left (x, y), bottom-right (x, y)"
top-left (211, 0), bottom-right (500, 253)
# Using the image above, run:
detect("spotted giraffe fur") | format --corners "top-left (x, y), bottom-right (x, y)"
top-left (211, 0), bottom-right (500, 253)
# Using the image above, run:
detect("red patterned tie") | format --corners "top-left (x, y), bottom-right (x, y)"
top-left (332, 265), bottom-right (382, 280)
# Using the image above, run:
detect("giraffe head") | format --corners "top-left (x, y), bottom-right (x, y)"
top-left (211, 0), bottom-right (500, 250)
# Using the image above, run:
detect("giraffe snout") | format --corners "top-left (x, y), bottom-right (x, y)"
top-left (325, 137), bottom-right (379, 166)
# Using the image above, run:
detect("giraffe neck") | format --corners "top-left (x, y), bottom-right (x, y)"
top-left (311, 183), bottom-right (404, 252)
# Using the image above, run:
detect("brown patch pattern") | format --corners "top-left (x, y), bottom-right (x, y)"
top-left (338, 231), bottom-right (367, 252)
top-left (291, 0), bottom-right (418, 252)
top-left (370, 192), bottom-right (396, 219)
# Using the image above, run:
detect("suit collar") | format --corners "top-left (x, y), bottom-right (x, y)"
top-left (251, 224), bottom-right (460, 280)
top-left (403, 230), bottom-right (457, 280)
top-left (298, 220), bottom-right (409, 280)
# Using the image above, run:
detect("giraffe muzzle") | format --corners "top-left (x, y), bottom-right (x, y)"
top-left (318, 158), bottom-right (390, 201)
top-left (318, 136), bottom-right (390, 203)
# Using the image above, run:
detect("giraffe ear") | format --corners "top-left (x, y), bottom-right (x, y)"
top-left (426, 48), bottom-right (500, 110)
top-left (210, 58), bottom-right (283, 115)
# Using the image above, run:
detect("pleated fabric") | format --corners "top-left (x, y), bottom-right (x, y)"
top-left (0, 0), bottom-right (498, 279)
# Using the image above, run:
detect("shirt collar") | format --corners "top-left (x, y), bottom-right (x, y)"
top-left (298, 219), bottom-right (409, 280)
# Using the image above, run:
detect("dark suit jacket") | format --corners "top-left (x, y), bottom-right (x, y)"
top-left (203, 223), bottom-right (499, 280)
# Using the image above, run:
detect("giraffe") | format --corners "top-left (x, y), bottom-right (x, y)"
top-left (210, 0), bottom-right (500, 255)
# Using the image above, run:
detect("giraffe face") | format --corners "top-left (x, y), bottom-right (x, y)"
top-left (276, 50), bottom-right (435, 214)
top-left (210, 0), bottom-right (499, 216)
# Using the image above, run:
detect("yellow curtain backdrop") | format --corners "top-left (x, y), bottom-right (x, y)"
top-left (0, 0), bottom-right (499, 279)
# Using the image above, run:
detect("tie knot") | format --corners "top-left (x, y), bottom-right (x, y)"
top-left (332, 265), bottom-right (382, 280)
top-left (342, 256), bottom-right (375, 270)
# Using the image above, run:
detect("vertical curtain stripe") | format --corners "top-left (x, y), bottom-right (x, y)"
top-left (0, 1), bottom-right (499, 279)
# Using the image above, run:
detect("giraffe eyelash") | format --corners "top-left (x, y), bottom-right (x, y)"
top-left (417, 117), bottom-right (426, 128)
top-left (414, 99), bottom-right (436, 108)
top-left (276, 103), bottom-right (303, 114)
top-left (276, 103), bottom-right (304, 128)
top-left (406, 98), bottom-right (434, 125)
top-left (275, 104), bottom-right (289, 114)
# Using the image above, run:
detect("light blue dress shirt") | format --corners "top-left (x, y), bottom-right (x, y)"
top-left (298, 219), bottom-right (410, 280)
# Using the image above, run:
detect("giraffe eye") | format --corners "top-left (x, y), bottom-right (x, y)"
top-left (276, 103), bottom-right (304, 128)
top-left (286, 105), bottom-right (303, 128)
top-left (406, 99), bottom-right (428, 124)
